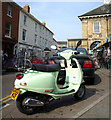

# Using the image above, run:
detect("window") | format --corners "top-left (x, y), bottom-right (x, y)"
top-left (7, 4), bottom-right (12, 17)
top-left (22, 29), bottom-right (27, 40)
top-left (45, 39), bottom-right (47, 45)
top-left (5, 22), bottom-right (11, 37)
top-left (35, 23), bottom-right (37, 31)
top-left (42, 38), bottom-right (44, 47)
top-left (39, 36), bottom-right (42, 46)
top-left (35, 34), bottom-right (37, 43)
top-left (24, 15), bottom-right (27, 25)
top-left (43, 26), bottom-right (44, 33)
top-left (94, 22), bottom-right (100, 33)
top-left (46, 30), bottom-right (47, 36)
top-left (40, 26), bottom-right (41, 32)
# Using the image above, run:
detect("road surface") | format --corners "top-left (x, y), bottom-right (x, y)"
top-left (0, 68), bottom-right (110, 119)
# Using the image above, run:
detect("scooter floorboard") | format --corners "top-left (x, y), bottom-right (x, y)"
top-left (54, 89), bottom-right (75, 95)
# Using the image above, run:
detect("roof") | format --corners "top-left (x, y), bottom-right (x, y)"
top-left (68, 38), bottom-right (88, 41)
top-left (78, 4), bottom-right (111, 19)
top-left (57, 41), bottom-right (67, 43)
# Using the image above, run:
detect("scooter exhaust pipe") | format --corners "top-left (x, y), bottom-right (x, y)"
top-left (24, 98), bottom-right (44, 107)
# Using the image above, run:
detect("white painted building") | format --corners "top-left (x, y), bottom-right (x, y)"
top-left (14, 5), bottom-right (56, 58)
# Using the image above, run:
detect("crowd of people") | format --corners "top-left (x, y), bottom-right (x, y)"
top-left (93, 46), bottom-right (111, 70)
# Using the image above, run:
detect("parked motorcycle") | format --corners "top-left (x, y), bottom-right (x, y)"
top-left (10, 41), bottom-right (86, 115)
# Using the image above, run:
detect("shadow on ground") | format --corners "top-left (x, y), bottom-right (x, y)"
top-left (30, 87), bottom-right (97, 115)
top-left (26, 75), bottom-right (102, 115)
top-left (85, 73), bottom-right (101, 86)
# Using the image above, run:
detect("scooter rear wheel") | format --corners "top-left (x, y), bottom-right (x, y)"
top-left (74, 84), bottom-right (86, 100)
top-left (16, 95), bottom-right (38, 115)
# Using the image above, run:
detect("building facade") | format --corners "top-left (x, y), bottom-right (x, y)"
top-left (2, 2), bottom-right (20, 57)
top-left (67, 38), bottom-right (88, 50)
top-left (14, 5), bottom-right (55, 58)
top-left (51, 38), bottom-right (57, 55)
top-left (78, 1), bottom-right (111, 52)
top-left (57, 41), bottom-right (67, 50)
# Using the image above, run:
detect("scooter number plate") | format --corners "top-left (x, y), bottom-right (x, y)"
top-left (10, 88), bottom-right (20, 100)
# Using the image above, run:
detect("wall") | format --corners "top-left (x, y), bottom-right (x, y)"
top-left (67, 39), bottom-right (88, 50)
top-left (82, 16), bottom-right (111, 50)
top-left (18, 10), bottom-right (54, 57)
top-left (2, 2), bottom-right (19, 57)
top-left (109, 16), bottom-right (111, 37)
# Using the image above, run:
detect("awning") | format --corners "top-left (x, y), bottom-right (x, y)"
top-left (93, 36), bottom-right (111, 51)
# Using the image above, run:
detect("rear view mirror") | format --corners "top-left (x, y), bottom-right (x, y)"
top-left (77, 40), bottom-right (82, 47)
top-left (75, 40), bottom-right (82, 50)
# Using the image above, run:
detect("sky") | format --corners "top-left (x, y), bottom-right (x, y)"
top-left (15, 1), bottom-right (104, 41)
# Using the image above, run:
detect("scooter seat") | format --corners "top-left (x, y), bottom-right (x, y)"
top-left (31, 63), bottom-right (61, 72)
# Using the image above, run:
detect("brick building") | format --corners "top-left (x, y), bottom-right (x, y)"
top-left (2, 2), bottom-right (20, 57)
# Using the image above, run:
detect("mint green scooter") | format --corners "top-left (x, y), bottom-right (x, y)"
top-left (10, 41), bottom-right (86, 114)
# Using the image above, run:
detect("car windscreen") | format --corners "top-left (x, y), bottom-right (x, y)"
top-left (77, 49), bottom-right (88, 55)
top-left (57, 48), bottom-right (88, 55)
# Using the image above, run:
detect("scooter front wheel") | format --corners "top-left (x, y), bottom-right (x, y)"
top-left (74, 84), bottom-right (86, 100)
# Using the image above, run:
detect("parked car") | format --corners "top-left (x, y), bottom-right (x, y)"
top-left (53, 48), bottom-right (95, 84)
top-left (5, 57), bottom-right (31, 71)
top-left (29, 56), bottom-right (45, 64)
top-left (5, 57), bottom-right (18, 71)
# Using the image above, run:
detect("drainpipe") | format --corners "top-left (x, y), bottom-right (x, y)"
top-left (86, 20), bottom-right (89, 51)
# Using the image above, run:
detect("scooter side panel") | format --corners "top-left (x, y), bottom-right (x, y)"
top-left (14, 70), bottom-right (58, 94)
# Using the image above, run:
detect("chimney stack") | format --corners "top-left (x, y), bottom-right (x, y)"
top-left (24, 5), bottom-right (30, 13)
top-left (42, 21), bottom-right (46, 26)
top-left (104, 0), bottom-right (111, 4)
